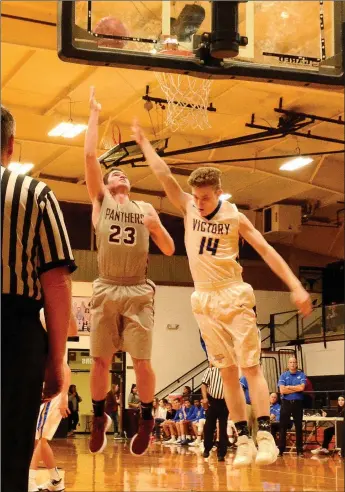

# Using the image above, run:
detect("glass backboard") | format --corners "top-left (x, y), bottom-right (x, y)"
top-left (58, 1), bottom-right (344, 87)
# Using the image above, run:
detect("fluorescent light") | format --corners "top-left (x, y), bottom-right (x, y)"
top-left (220, 193), bottom-right (232, 201)
top-left (8, 162), bottom-right (34, 174)
top-left (48, 122), bottom-right (87, 138)
top-left (280, 157), bottom-right (313, 171)
top-left (281, 11), bottom-right (289, 19)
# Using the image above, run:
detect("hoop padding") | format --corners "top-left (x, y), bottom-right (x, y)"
top-left (155, 71), bottom-right (212, 132)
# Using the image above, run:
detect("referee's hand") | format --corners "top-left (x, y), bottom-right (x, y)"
top-left (42, 359), bottom-right (64, 402)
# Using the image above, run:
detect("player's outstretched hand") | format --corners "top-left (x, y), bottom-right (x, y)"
top-left (290, 285), bottom-right (312, 317)
top-left (143, 206), bottom-right (160, 232)
top-left (89, 86), bottom-right (101, 112)
top-left (131, 119), bottom-right (146, 146)
top-left (42, 359), bottom-right (64, 402)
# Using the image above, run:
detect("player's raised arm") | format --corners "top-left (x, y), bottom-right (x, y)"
top-left (132, 120), bottom-right (191, 213)
top-left (238, 213), bottom-right (312, 317)
top-left (84, 87), bottom-right (105, 203)
top-left (143, 204), bottom-right (175, 256)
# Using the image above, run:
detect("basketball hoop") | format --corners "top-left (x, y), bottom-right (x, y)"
top-left (155, 68), bottom-right (213, 132)
top-left (155, 41), bottom-right (213, 132)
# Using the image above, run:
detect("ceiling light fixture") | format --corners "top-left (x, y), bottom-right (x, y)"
top-left (8, 141), bottom-right (34, 174)
top-left (48, 122), bottom-right (87, 138)
top-left (48, 97), bottom-right (87, 139)
top-left (220, 193), bottom-right (232, 201)
top-left (279, 156), bottom-right (313, 171)
top-left (8, 162), bottom-right (34, 174)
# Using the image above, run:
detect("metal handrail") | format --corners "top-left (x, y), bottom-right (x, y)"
top-left (155, 359), bottom-right (208, 398)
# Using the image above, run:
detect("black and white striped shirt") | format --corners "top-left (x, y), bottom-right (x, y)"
top-left (1, 166), bottom-right (76, 304)
top-left (202, 367), bottom-right (224, 399)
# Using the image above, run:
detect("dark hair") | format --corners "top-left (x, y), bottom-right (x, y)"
top-left (1, 105), bottom-right (15, 154)
top-left (130, 383), bottom-right (137, 392)
top-left (69, 385), bottom-right (76, 393)
top-left (103, 170), bottom-right (112, 185)
top-left (183, 385), bottom-right (192, 394)
top-left (103, 169), bottom-right (128, 185)
top-left (162, 398), bottom-right (168, 405)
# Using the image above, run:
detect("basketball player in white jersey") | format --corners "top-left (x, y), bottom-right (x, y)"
top-left (29, 314), bottom-right (77, 492)
top-left (85, 88), bottom-right (174, 456)
top-left (132, 121), bottom-right (312, 467)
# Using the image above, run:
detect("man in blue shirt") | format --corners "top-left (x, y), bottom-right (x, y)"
top-left (240, 376), bottom-right (258, 443)
top-left (165, 400), bottom-right (186, 444)
top-left (189, 400), bottom-right (206, 447)
top-left (179, 400), bottom-right (198, 445)
top-left (269, 392), bottom-right (281, 441)
top-left (278, 357), bottom-right (306, 456)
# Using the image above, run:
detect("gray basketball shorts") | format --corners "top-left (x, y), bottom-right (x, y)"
top-left (90, 277), bottom-right (155, 360)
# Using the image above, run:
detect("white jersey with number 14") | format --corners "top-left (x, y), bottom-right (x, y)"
top-left (184, 200), bottom-right (243, 285)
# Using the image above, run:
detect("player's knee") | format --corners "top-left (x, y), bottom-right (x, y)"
top-left (241, 364), bottom-right (261, 378)
top-left (93, 356), bottom-right (111, 370)
top-left (132, 358), bottom-right (153, 374)
top-left (220, 364), bottom-right (239, 382)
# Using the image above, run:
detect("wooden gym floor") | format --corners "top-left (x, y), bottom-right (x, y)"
top-left (35, 435), bottom-right (344, 491)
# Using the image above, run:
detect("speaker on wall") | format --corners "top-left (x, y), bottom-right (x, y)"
top-left (322, 260), bottom-right (344, 305)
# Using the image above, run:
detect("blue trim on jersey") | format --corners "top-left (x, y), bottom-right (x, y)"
top-left (37, 402), bottom-right (51, 438)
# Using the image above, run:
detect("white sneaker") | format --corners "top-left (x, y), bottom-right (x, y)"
top-left (233, 435), bottom-right (257, 468)
top-left (256, 431), bottom-right (279, 465)
top-left (188, 440), bottom-right (201, 447)
top-left (311, 447), bottom-right (329, 455)
top-left (165, 437), bottom-right (177, 444)
top-left (37, 477), bottom-right (65, 491)
top-left (176, 437), bottom-right (182, 444)
top-left (28, 478), bottom-right (39, 492)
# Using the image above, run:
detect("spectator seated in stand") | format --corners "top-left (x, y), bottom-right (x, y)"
top-left (153, 398), bottom-right (168, 441)
top-left (189, 400), bottom-right (206, 447)
top-left (182, 386), bottom-right (192, 402)
top-left (179, 399), bottom-right (198, 445)
top-left (311, 395), bottom-right (345, 455)
top-left (161, 402), bottom-right (176, 440)
top-left (165, 400), bottom-right (186, 444)
top-left (269, 392), bottom-right (281, 441)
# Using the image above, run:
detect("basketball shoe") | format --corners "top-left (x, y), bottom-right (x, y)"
top-left (37, 477), bottom-right (65, 491)
top-left (256, 430), bottom-right (279, 465)
top-left (130, 417), bottom-right (154, 456)
top-left (233, 435), bottom-right (257, 468)
top-left (89, 413), bottom-right (112, 454)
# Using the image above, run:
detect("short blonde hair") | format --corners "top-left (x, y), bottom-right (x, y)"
top-left (187, 167), bottom-right (222, 190)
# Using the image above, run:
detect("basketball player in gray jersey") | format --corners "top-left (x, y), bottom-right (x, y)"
top-left (133, 121), bottom-right (312, 468)
top-left (85, 88), bottom-right (174, 457)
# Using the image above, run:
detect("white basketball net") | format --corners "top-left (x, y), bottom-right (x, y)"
top-left (155, 72), bottom-right (212, 132)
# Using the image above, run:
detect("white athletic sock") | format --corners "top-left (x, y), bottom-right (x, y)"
top-left (48, 467), bottom-right (60, 481)
top-left (181, 434), bottom-right (186, 440)
top-left (29, 469), bottom-right (37, 479)
top-left (196, 436), bottom-right (201, 443)
top-left (187, 435), bottom-right (191, 440)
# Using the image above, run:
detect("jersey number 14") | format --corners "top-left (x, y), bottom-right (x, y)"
top-left (199, 237), bottom-right (219, 256)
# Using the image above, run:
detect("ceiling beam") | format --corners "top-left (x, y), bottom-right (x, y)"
top-left (327, 226), bottom-right (343, 255)
top-left (1, 16), bottom-right (56, 51)
top-left (2, 49), bottom-right (36, 88)
top-left (309, 155), bottom-right (327, 184)
top-left (31, 148), bottom-right (70, 177)
top-left (42, 66), bottom-right (99, 116)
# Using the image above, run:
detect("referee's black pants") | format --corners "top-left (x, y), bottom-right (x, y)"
top-left (279, 399), bottom-right (304, 453)
top-left (204, 395), bottom-right (229, 458)
top-left (1, 296), bottom-right (47, 492)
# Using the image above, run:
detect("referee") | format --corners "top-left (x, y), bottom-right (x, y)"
top-left (201, 364), bottom-right (229, 461)
top-left (1, 105), bottom-right (77, 491)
